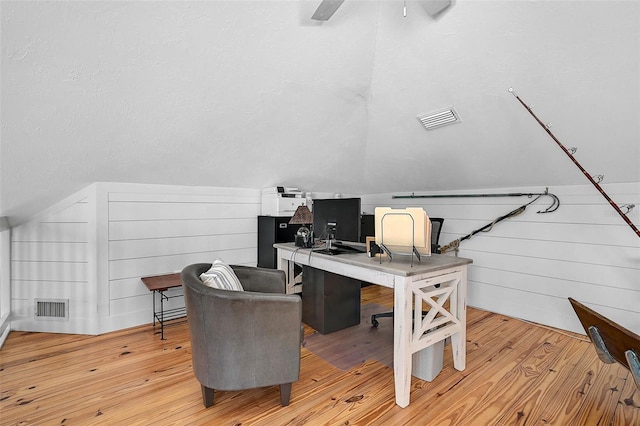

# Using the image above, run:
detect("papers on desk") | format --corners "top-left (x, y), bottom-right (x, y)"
top-left (374, 207), bottom-right (432, 256)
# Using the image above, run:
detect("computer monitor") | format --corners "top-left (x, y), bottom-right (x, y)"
top-left (312, 198), bottom-right (361, 243)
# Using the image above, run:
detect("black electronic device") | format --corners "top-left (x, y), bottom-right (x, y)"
top-left (312, 198), bottom-right (361, 243)
top-left (295, 232), bottom-right (314, 248)
top-left (360, 214), bottom-right (375, 243)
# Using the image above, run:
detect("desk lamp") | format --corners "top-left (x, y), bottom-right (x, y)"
top-left (289, 205), bottom-right (314, 248)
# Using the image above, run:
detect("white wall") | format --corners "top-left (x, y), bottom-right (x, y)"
top-left (8, 180), bottom-right (639, 337)
top-left (0, 223), bottom-right (11, 346)
top-left (361, 182), bottom-right (640, 334)
top-left (10, 187), bottom-right (94, 334)
top-left (104, 183), bottom-right (260, 333)
top-left (10, 183), bottom-right (260, 335)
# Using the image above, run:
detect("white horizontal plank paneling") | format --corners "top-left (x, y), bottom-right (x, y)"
top-left (374, 195), bottom-right (640, 212)
top-left (10, 191), bottom-right (93, 334)
top-left (465, 251), bottom-right (639, 292)
top-left (109, 192), bottom-right (260, 204)
top-left (467, 281), bottom-right (588, 334)
top-left (558, 182), bottom-right (640, 195)
top-left (103, 184), bottom-right (260, 328)
top-left (10, 297), bottom-right (98, 334)
top-left (456, 235), bottom-right (638, 269)
top-left (468, 280), bottom-right (640, 334)
top-left (10, 318), bottom-right (98, 334)
top-left (109, 290), bottom-right (184, 317)
top-left (109, 201), bottom-right (261, 221)
top-left (109, 293), bottom-right (151, 318)
top-left (12, 261), bottom-right (88, 282)
top-left (101, 309), bottom-right (151, 334)
top-left (10, 183), bottom-right (264, 334)
top-left (389, 202), bottom-right (637, 228)
top-left (106, 276), bottom-right (187, 329)
top-left (109, 247), bottom-right (256, 280)
top-left (364, 182), bottom-right (638, 201)
top-left (11, 298), bottom-right (95, 322)
top-left (104, 183), bottom-right (259, 199)
top-left (109, 218), bottom-right (256, 240)
top-left (40, 201), bottom-right (89, 223)
top-left (11, 280), bottom-right (91, 300)
top-left (11, 223), bottom-right (89, 242)
top-left (109, 233), bottom-right (255, 260)
top-left (361, 182), bottom-right (640, 335)
top-left (110, 277), bottom-right (153, 300)
top-left (438, 219), bottom-right (637, 247)
top-left (363, 183), bottom-right (639, 219)
top-left (468, 264), bottom-right (639, 313)
top-left (11, 242), bottom-right (89, 262)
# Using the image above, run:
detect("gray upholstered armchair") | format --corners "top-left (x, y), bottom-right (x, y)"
top-left (181, 263), bottom-right (302, 407)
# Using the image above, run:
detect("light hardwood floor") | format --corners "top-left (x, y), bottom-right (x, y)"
top-left (1, 285), bottom-right (639, 425)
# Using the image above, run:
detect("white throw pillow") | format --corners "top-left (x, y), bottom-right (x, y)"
top-left (200, 259), bottom-right (244, 291)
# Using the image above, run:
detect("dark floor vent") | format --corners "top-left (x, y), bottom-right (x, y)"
top-left (35, 299), bottom-right (69, 320)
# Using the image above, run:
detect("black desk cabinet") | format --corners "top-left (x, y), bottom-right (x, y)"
top-left (301, 265), bottom-right (361, 334)
top-left (257, 216), bottom-right (297, 269)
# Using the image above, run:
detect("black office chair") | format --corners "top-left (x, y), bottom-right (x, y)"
top-left (371, 218), bottom-right (444, 328)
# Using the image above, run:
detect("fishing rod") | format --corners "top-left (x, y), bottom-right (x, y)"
top-left (509, 88), bottom-right (640, 238)
top-left (439, 193), bottom-right (544, 254)
top-left (393, 188), bottom-right (560, 214)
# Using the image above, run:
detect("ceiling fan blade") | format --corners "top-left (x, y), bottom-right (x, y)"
top-left (311, 0), bottom-right (346, 21)
top-left (419, 0), bottom-right (452, 16)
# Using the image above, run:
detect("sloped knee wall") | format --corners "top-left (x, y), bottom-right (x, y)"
top-left (10, 183), bottom-right (260, 335)
top-left (361, 183), bottom-right (640, 335)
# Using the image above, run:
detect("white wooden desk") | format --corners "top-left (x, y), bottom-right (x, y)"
top-left (274, 242), bottom-right (472, 408)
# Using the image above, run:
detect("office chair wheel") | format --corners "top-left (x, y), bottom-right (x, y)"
top-left (371, 318), bottom-right (379, 328)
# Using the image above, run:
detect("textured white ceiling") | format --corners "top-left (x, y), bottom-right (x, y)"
top-left (1, 0), bottom-right (639, 223)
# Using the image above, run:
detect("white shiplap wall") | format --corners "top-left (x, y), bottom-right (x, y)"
top-left (1, 226), bottom-right (12, 346)
top-left (10, 186), bottom-right (94, 334)
top-left (360, 182), bottom-right (640, 335)
top-left (9, 181), bottom-right (638, 337)
top-left (105, 183), bottom-right (260, 333)
top-left (10, 183), bottom-right (260, 335)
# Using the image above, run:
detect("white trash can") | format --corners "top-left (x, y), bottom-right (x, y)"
top-left (412, 339), bottom-right (445, 381)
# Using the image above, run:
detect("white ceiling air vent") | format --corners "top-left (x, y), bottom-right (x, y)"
top-left (417, 107), bottom-right (461, 130)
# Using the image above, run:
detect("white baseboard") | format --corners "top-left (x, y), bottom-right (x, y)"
top-left (0, 314), bottom-right (11, 348)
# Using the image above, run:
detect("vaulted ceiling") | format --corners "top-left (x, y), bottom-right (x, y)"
top-left (2, 0), bottom-right (638, 223)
